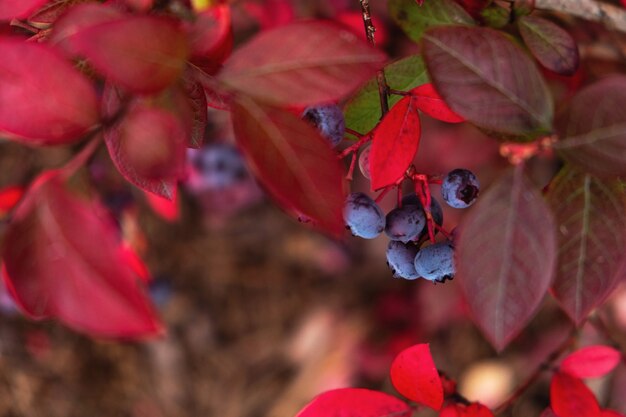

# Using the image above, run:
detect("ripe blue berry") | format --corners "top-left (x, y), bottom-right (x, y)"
top-left (302, 105), bottom-right (345, 148)
top-left (441, 169), bottom-right (480, 208)
top-left (413, 241), bottom-right (455, 282)
top-left (343, 192), bottom-right (385, 239)
top-left (401, 194), bottom-right (444, 228)
top-left (385, 205), bottom-right (426, 243)
top-left (386, 241), bottom-right (420, 280)
top-left (187, 143), bottom-right (247, 191)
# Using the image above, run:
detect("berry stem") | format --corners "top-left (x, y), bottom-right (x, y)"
top-left (346, 152), bottom-right (358, 181)
top-left (493, 326), bottom-right (578, 415)
top-left (338, 134), bottom-right (372, 159)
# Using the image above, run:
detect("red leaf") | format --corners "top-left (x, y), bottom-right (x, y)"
top-left (457, 165), bottom-right (557, 351)
top-left (0, 0), bottom-right (48, 20)
top-left (189, 65), bottom-right (230, 110)
top-left (601, 410), bottom-right (626, 417)
top-left (1, 171), bottom-right (162, 339)
top-left (0, 186), bottom-right (24, 217)
top-left (144, 189), bottom-right (179, 222)
top-left (180, 74), bottom-right (208, 148)
top-left (219, 21), bottom-right (386, 106)
top-left (370, 96), bottom-right (421, 190)
top-left (390, 343), bottom-right (443, 409)
top-left (243, 0), bottom-right (294, 29)
top-left (295, 388), bottom-right (411, 417)
top-left (231, 96), bottom-right (346, 237)
top-left (69, 15), bottom-right (189, 93)
top-left (539, 407), bottom-right (559, 417)
top-left (102, 86), bottom-right (186, 199)
top-left (423, 26), bottom-right (553, 139)
top-left (550, 373), bottom-right (601, 417)
top-left (439, 403), bottom-right (494, 417)
top-left (561, 345), bottom-right (621, 378)
top-left (410, 83), bottom-right (464, 123)
top-left (124, 0), bottom-right (154, 12)
top-left (546, 166), bottom-right (626, 323)
top-left (119, 243), bottom-right (151, 283)
top-left (0, 38), bottom-right (99, 145)
top-left (189, 5), bottom-right (232, 75)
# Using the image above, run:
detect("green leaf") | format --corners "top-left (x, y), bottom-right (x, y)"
top-left (344, 55), bottom-right (428, 135)
top-left (547, 165), bottom-right (626, 324)
top-left (389, 0), bottom-right (474, 43)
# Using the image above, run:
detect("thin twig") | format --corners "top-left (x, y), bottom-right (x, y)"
top-left (501, 0), bottom-right (626, 33)
top-left (358, 0), bottom-right (390, 115)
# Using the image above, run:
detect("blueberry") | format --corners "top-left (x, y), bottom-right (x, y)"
top-left (187, 143), bottom-right (247, 191)
top-left (358, 145), bottom-right (371, 179)
top-left (413, 241), bottom-right (455, 282)
top-left (385, 205), bottom-right (426, 243)
top-left (441, 169), bottom-right (480, 208)
top-left (401, 193), bottom-right (444, 230)
top-left (302, 105), bottom-right (345, 148)
top-left (343, 192), bottom-right (385, 239)
top-left (386, 241), bottom-right (420, 280)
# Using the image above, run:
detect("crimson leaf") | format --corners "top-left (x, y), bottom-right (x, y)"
top-left (423, 26), bottom-right (553, 140)
top-left (1, 171), bottom-right (162, 339)
top-left (219, 21), bottom-right (386, 106)
top-left (550, 372), bottom-right (601, 417)
top-left (231, 96), bottom-right (346, 237)
top-left (0, 38), bottom-right (99, 145)
top-left (410, 83), bottom-right (464, 123)
top-left (457, 165), bottom-right (557, 351)
top-left (189, 5), bottom-right (232, 75)
top-left (546, 165), bottom-right (626, 324)
top-left (370, 95), bottom-right (421, 190)
top-left (561, 345), bottom-right (621, 378)
top-left (0, 0), bottom-right (48, 20)
top-left (518, 16), bottom-right (579, 76)
top-left (555, 76), bottom-right (626, 177)
top-left (390, 344), bottom-right (443, 410)
top-left (295, 388), bottom-right (411, 417)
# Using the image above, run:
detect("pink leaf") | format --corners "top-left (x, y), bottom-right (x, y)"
top-left (457, 165), bottom-right (557, 351)
top-left (119, 243), bottom-right (151, 283)
top-left (546, 166), bottom-right (626, 323)
top-left (550, 372), bottom-right (601, 417)
top-left (0, 38), bottom-right (99, 145)
top-left (295, 388), bottom-right (411, 417)
top-left (370, 95), bottom-right (421, 190)
top-left (144, 189), bottom-right (179, 222)
top-left (1, 171), bottom-right (162, 339)
top-left (219, 21), bottom-right (386, 106)
top-left (561, 346), bottom-right (621, 378)
top-left (390, 344), bottom-right (443, 409)
top-left (0, 0), bottom-right (48, 20)
top-left (0, 185), bottom-right (23, 217)
top-left (231, 96), bottom-right (346, 237)
top-left (410, 83), bottom-right (464, 123)
top-left (69, 14), bottom-right (189, 93)
top-left (189, 5), bottom-right (232, 75)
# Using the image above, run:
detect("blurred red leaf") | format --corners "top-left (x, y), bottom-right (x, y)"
top-left (102, 86), bottom-right (186, 199)
top-left (439, 403), bottom-right (494, 417)
top-left (189, 5), bottom-right (232, 75)
top-left (295, 388), bottom-right (411, 417)
top-left (550, 372), bottom-right (601, 417)
top-left (555, 76), bottom-right (626, 177)
top-left (546, 166), bottom-right (626, 324)
top-left (370, 95), bottom-right (421, 190)
top-left (243, 0), bottom-right (294, 29)
top-left (189, 65), bottom-right (230, 110)
top-left (423, 26), bottom-right (553, 139)
top-left (28, 0), bottom-right (78, 26)
top-left (390, 343), bottom-right (443, 409)
top-left (518, 16), bottom-right (579, 76)
top-left (124, 0), bottom-right (153, 11)
top-left (0, 0), bottom-right (48, 20)
top-left (180, 75), bottom-right (208, 148)
top-left (457, 165), bottom-right (557, 351)
top-left (454, 0), bottom-right (491, 17)
top-left (144, 188), bottom-right (179, 222)
top-left (231, 96), bottom-right (346, 237)
top-left (69, 14), bottom-right (189, 93)
top-left (335, 11), bottom-right (389, 45)
top-left (0, 186), bottom-right (24, 217)
top-left (1, 171), bottom-right (162, 339)
top-left (410, 83), bottom-right (464, 123)
top-left (119, 243), bottom-right (151, 283)
top-left (601, 410), bottom-right (626, 417)
top-left (561, 345), bottom-right (621, 378)
top-left (0, 38), bottom-right (99, 145)
top-left (219, 21), bottom-right (386, 106)
top-left (539, 408), bottom-right (559, 417)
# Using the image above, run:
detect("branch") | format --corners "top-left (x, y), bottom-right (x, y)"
top-left (505, 0), bottom-right (626, 33)
top-left (358, 0), bottom-right (389, 115)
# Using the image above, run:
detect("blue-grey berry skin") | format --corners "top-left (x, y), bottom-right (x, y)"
top-left (401, 194), bottom-right (444, 230)
top-left (302, 105), bottom-right (345, 148)
top-left (384, 205), bottom-right (426, 243)
top-left (413, 241), bottom-right (455, 282)
top-left (187, 143), bottom-right (247, 190)
top-left (441, 169), bottom-right (480, 209)
top-left (343, 192), bottom-right (385, 239)
top-left (386, 241), bottom-right (420, 280)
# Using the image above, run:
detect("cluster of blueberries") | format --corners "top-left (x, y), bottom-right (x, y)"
top-left (343, 169), bottom-right (479, 282)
